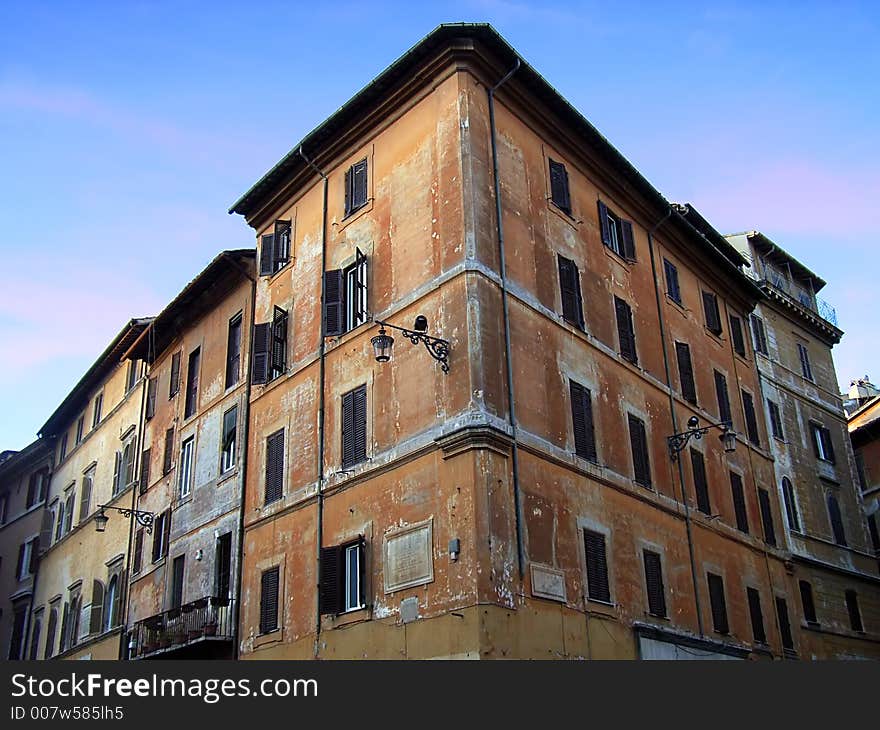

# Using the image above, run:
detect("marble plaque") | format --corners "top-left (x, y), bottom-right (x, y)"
top-left (530, 563), bottom-right (567, 602)
top-left (384, 520), bottom-right (434, 593)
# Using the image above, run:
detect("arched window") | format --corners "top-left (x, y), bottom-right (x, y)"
top-left (69, 594), bottom-right (82, 648)
top-left (105, 575), bottom-right (119, 630)
top-left (781, 478), bottom-right (800, 532)
top-left (44, 607), bottom-right (57, 659)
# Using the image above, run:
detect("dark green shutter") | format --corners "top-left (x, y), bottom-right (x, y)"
top-left (675, 342), bottom-right (697, 405)
top-left (643, 550), bottom-right (666, 617)
top-left (583, 530), bottom-right (610, 602)
top-left (569, 381), bottom-right (596, 462)
top-left (690, 449), bottom-right (711, 514)
top-left (319, 545), bottom-right (343, 615)
top-left (730, 472), bottom-right (749, 533)
top-left (558, 255), bottom-right (583, 329)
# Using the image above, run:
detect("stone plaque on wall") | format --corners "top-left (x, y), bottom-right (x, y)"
top-left (384, 520), bottom-right (434, 593)
top-left (530, 563), bottom-right (567, 602)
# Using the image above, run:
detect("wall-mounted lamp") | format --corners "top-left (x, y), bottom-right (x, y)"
top-left (667, 415), bottom-right (736, 461)
top-left (448, 538), bottom-right (461, 561)
top-left (94, 504), bottom-right (155, 534)
top-left (370, 316), bottom-right (450, 373)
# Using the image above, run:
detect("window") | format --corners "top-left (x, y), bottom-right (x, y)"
top-left (810, 423), bottom-right (835, 463)
top-left (799, 580), bottom-right (818, 625)
top-left (557, 255), bottom-right (584, 329)
top-left (75, 415), bottom-right (84, 444)
top-left (663, 259), bottom-right (681, 304)
top-left (184, 347), bottom-right (200, 419)
top-left (776, 597), bottom-right (794, 650)
top-left (252, 307), bottom-right (289, 384)
top-left (690, 449), bottom-right (711, 515)
top-left (845, 590), bottom-right (863, 632)
top-left (702, 291), bottom-right (722, 335)
top-left (730, 472), bottom-right (749, 534)
top-left (0, 494), bottom-right (6, 524)
top-left (264, 428), bottom-right (285, 505)
top-left (59, 601), bottom-right (70, 653)
top-left (104, 574), bottom-right (121, 630)
top-left (133, 529), bottom-right (144, 574)
top-left (781, 478), bottom-right (800, 532)
top-left (115, 441), bottom-right (135, 496)
top-left (855, 452), bottom-right (868, 492)
top-left (78, 473), bottom-right (93, 522)
top-left (151, 510), bottom-right (170, 563)
top-left (145, 376), bottom-right (157, 420)
top-left (767, 400), bottom-right (784, 440)
top-left (226, 313), bottom-right (242, 388)
top-left (747, 587), bottom-right (766, 644)
top-left (163, 427), bottom-right (175, 474)
top-left (29, 611), bottom-right (42, 660)
top-left (751, 314), bottom-right (768, 355)
top-left (68, 591), bottom-right (82, 648)
top-left (54, 501), bottom-right (65, 542)
top-left (178, 437), bottom-right (194, 498)
top-left (548, 159), bottom-right (571, 215)
top-left (675, 342), bottom-right (697, 405)
top-left (344, 158), bottom-right (368, 216)
top-left (714, 370), bottom-right (732, 425)
top-left (126, 359), bottom-right (139, 392)
top-left (758, 488), bottom-right (776, 546)
top-left (59, 432), bottom-right (68, 462)
top-left (16, 537), bottom-right (39, 580)
top-left (341, 384), bottom-right (367, 469)
top-left (797, 342), bottom-right (813, 381)
top-left (169, 351), bottom-right (181, 398)
top-left (707, 572), bottom-right (728, 634)
top-left (643, 550), bottom-right (666, 618)
top-left (44, 606), bottom-right (58, 659)
top-left (729, 314), bottom-right (746, 357)
top-left (259, 219), bottom-right (292, 276)
top-left (320, 539), bottom-right (365, 614)
top-left (26, 468), bottom-right (48, 508)
top-left (215, 533), bottom-right (232, 601)
top-left (614, 296), bottom-right (637, 364)
top-left (827, 493), bottom-right (847, 546)
top-left (598, 201), bottom-right (635, 259)
top-left (569, 380), bottom-right (596, 462)
top-left (8, 602), bottom-right (28, 660)
top-left (63, 485), bottom-right (75, 534)
top-left (868, 513), bottom-right (880, 555)
top-left (139, 447), bottom-right (151, 494)
top-left (583, 529), bottom-right (611, 603)
top-left (92, 393), bottom-right (103, 428)
top-left (170, 555), bottom-right (185, 609)
top-left (742, 390), bottom-right (760, 446)
top-left (323, 249), bottom-right (368, 338)
top-left (259, 566), bottom-right (280, 633)
top-left (221, 406), bottom-right (238, 473)
top-left (628, 414), bottom-right (651, 488)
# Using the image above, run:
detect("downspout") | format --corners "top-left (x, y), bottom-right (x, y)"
top-left (299, 146), bottom-right (329, 656)
top-left (487, 58), bottom-right (525, 578)
top-left (23, 444), bottom-right (54, 660)
top-left (646, 206), bottom-right (705, 635)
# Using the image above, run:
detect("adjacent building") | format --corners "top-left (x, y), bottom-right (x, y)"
top-left (848, 395), bottom-right (880, 566)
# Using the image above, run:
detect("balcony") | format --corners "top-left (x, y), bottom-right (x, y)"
top-left (748, 256), bottom-right (838, 328)
top-left (130, 596), bottom-right (235, 659)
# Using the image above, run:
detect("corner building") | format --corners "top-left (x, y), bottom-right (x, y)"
top-left (231, 24), bottom-right (864, 659)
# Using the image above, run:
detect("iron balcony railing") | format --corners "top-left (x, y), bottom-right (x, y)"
top-left (130, 596), bottom-right (234, 658)
top-left (746, 256), bottom-right (838, 328)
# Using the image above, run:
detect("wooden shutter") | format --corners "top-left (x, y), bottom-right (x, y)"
top-left (89, 580), bottom-right (104, 635)
top-left (758, 488), bottom-right (776, 546)
top-left (273, 220), bottom-right (291, 268)
top-left (259, 233), bottom-right (275, 276)
top-left (354, 247), bottom-right (368, 325)
top-left (583, 529), bottom-right (610, 602)
top-left (215, 533), bottom-right (232, 600)
top-left (799, 580), bottom-right (817, 624)
top-left (730, 472), bottom-right (749, 533)
top-left (342, 389), bottom-right (354, 468)
top-left (39, 508), bottom-right (54, 554)
top-left (323, 269), bottom-right (345, 336)
top-left (171, 556), bottom-right (185, 608)
top-left (16, 543), bottom-right (26, 579)
top-left (226, 315), bottom-right (242, 388)
top-left (271, 307), bottom-right (288, 375)
top-left (729, 315), bottom-right (746, 356)
top-left (260, 567), bottom-right (280, 633)
top-left (768, 400), bottom-right (783, 440)
top-left (707, 573), bottom-right (728, 633)
top-left (702, 292), bottom-right (721, 334)
top-left (133, 529), bottom-right (144, 574)
top-left (782, 478), bottom-right (800, 531)
top-left (557, 255), bottom-right (583, 328)
top-left (690, 449), bottom-right (711, 514)
top-left (597, 200), bottom-right (612, 247)
top-left (169, 351), bottom-right (181, 397)
top-left (742, 390), bottom-right (760, 446)
top-left (628, 414), bottom-right (651, 487)
top-left (343, 167), bottom-right (352, 215)
top-left (747, 587), bottom-right (766, 643)
top-left (319, 545), bottom-right (343, 615)
top-left (79, 476), bottom-right (91, 521)
top-left (827, 493), bottom-right (847, 546)
top-left (163, 427), bottom-right (174, 474)
top-left (44, 608), bottom-right (57, 659)
top-left (620, 220), bottom-right (635, 260)
top-left (751, 315), bottom-right (767, 354)
top-left (184, 348), bottom-right (200, 419)
top-left (139, 448), bottom-right (151, 494)
top-left (342, 385), bottom-right (367, 468)
top-left (352, 159), bottom-right (368, 210)
top-left (776, 597), bottom-right (794, 649)
top-left (797, 343), bottom-right (812, 380)
top-left (251, 322), bottom-right (270, 385)
top-left (145, 377), bottom-right (157, 419)
top-left (549, 159), bottom-right (571, 214)
top-left (569, 380), bottom-right (596, 462)
top-left (664, 259), bottom-right (681, 303)
top-left (615, 297), bottom-right (637, 364)
top-left (59, 602), bottom-right (69, 652)
top-left (112, 451), bottom-right (120, 496)
top-left (714, 370), bottom-right (731, 425)
top-left (675, 342), bottom-right (697, 405)
top-left (643, 550), bottom-right (666, 617)
top-left (264, 429), bottom-right (284, 504)
top-left (162, 510), bottom-right (171, 558)
top-left (151, 514), bottom-right (163, 563)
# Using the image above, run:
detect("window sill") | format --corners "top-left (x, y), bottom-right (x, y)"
top-left (264, 260), bottom-right (292, 283)
top-left (547, 200), bottom-right (578, 229)
top-left (326, 606), bottom-right (371, 629)
top-left (337, 198), bottom-right (373, 231)
top-left (601, 244), bottom-right (634, 268)
top-left (665, 293), bottom-right (686, 312)
top-left (254, 627), bottom-right (283, 648)
top-left (217, 467), bottom-right (239, 486)
top-left (585, 599), bottom-right (617, 618)
top-left (704, 327), bottom-right (725, 344)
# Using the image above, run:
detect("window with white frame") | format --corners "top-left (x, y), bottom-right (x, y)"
top-left (221, 406), bottom-right (237, 474)
top-left (345, 542), bottom-right (363, 612)
top-left (179, 437), bottom-right (194, 498)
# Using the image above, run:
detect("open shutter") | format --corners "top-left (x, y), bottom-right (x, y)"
top-left (323, 269), bottom-right (345, 337)
top-left (569, 381), bottom-right (596, 461)
top-left (259, 233), bottom-right (275, 276)
top-left (16, 543), bottom-right (26, 579)
top-left (558, 255), bottom-right (583, 328)
top-left (163, 510), bottom-right (171, 558)
top-left (251, 323), bottom-right (270, 385)
top-left (621, 220), bottom-right (636, 260)
top-left (549, 159), bottom-right (571, 214)
top-left (583, 530), bottom-right (610, 602)
top-left (758, 489), bottom-right (776, 546)
top-left (145, 377), bottom-right (157, 420)
top-left (357, 537), bottom-right (367, 608)
top-left (643, 550), bottom-right (666, 617)
top-left (675, 342), bottom-right (697, 405)
top-left (344, 167), bottom-right (352, 215)
top-left (319, 545), bottom-right (343, 615)
top-left (89, 580), bottom-right (104, 635)
top-left (260, 567), bottom-right (280, 633)
top-left (271, 307), bottom-right (288, 375)
top-left (354, 247), bottom-right (368, 325)
top-left (597, 200), bottom-right (612, 246)
top-left (112, 451), bottom-right (121, 496)
top-left (821, 428), bottom-right (836, 464)
top-left (690, 449), bottom-right (711, 514)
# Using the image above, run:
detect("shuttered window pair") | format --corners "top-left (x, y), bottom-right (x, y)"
top-left (729, 314), bottom-right (747, 357)
top-left (707, 572), bottom-right (728, 634)
top-left (323, 248), bottom-right (368, 337)
top-left (730, 472), bottom-right (749, 534)
top-left (742, 390), bottom-right (760, 446)
top-left (259, 219), bottom-right (292, 276)
top-left (758, 488), bottom-right (776, 546)
top-left (557, 255), bottom-right (584, 330)
top-left (583, 529), bottom-right (610, 603)
top-left (663, 259), bottom-right (681, 304)
top-left (628, 414), bottom-right (651, 488)
top-left (569, 380), bottom-right (597, 462)
top-left (615, 297), bottom-right (637, 364)
top-left (702, 291), bottom-right (722, 335)
top-left (751, 314), bottom-right (768, 355)
top-left (342, 385), bottom-right (368, 469)
top-left (598, 201), bottom-right (635, 260)
top-left (714, 370), bottom-right (732, 426)
top-left (320, 538), bottom-right (365, 615)
top-left (252, 306), bottom-right (288, 385)
top-left (675, 342), bottom-right (697, 405)
top-left (548, 159), bottom-right (571, 215)
top-left (264, 428), bottom-right (285, 505)
top-left (690, 449), bottom-right (711, 515)
top-left (344, 159), bottom-right (368, 217)
top-left (184, 347), bottom-right (200, 420)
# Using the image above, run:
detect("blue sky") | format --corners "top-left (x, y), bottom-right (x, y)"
top-left (1, 1), bottom-right (878, 450)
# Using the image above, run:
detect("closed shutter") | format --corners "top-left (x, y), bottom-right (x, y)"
top-left (799, 580), bottom-right (817, 624)
top-left (615, 297), bottom-right (637, 364)
top-left (664, 259), bottom-right (681, 303)
top-left (747, 587), bottom-right (766, 643)
top-left (707, 573), bottom-right (728, 634)
top-left (583, 530), bottom-right (610, 602)
top-left (675, 342), bottom-right (697, 405)
top-left (319, 545), bottom-right (343, 615)
top-left (768, 400), bottom-right (784, 440)
top-left (797, 343), bottom-right (813, 380)
top-left (38, 508), bottom-right (54, 554)
top-left (169, 351), bottom-right (181, 397)
top-left (259, 233), bottom-right (275, 276)
top-left (569, 381), bottom-right (597, 462)
top-left (139, 448), bottom-right (151, 494)
top-left (751, 315), bottom-right (768, 354)
top-left (271, 307), bottom-right (288, 376)
top-left (730, 472), bottom-right (749, 533)
top-left (714, 371), bottom-right (732, 425)
top-left (549, 159), bottom-right (571, 214)
top-left (827, 493), bottom-right (847, 546)
top-left (628, 414), bottom-right (651, 487)
top-left (184, 348), bottom-right (200, 419)
top-left (79, 477), bottom-right (91, 521)
top-left (145, 377), bottom-right (157, 419)
top-left (264, 429), bottom-right (285, 504)
top-left (260, 567), bottom-right (280, 633)
top-left (133, 529), bottom-right (144, 574)
top-left (557, 255), bottom-right (584, 329)
top-left (89, 580), bottom-right (104, 635)
top-left (597, 200), bottom-right (612, 247)
top-left (323, 269), bottom-right (345, 336)
top-left (251, 323), bottom-right (270, 384)
top-left (643, 550), bottom-right (666, 617)
top-left (758, 488), bottom-right (776, 546)
top-left (776, 597), bottom-right (794, 649)
top-left (703, 292), bottom-right (721, 334)
top-left (690, 449), bottom-right (711, 514)
top-left (742, 390), bottom-right (760, 446)
top-left (351, 159), bottom-right (368, 211)
top-left (163, 427), bottom-right (174, 474)
top-left (621, 220), bottom-right (636, 260)
top-left (730, 314), bottom-right (746, 356)
top-left (342, 386), bottom-right (367, 468)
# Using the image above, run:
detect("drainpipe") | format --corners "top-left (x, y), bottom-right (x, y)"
top-left (23, 444), bottom-right (54, 660)
top-left (646, 206), bottom-right (705, 635)
top-left (487, 58), bottom-right (525, 578)
top-left (299, 147), bottom-right (329, 656)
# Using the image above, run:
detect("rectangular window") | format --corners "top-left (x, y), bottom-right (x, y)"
top-left (259, 219), bottom-right (292, 276)
top-left (767, 400), bottom-right (784, 440)
top-left (178, 437), bottom-right (194, 499)
top-left (59, 433), bottom-right (68, 462)
top-left (810, 423), bottom-right (835, 463)
top-left (170, 555), bottom-right (185, 609)
top-left (598, 201), bottom-right (635, 260)
top-left (126, 360), bottom-right (139, 392)
top-left (707, 572), bottom-right (728, 634)
top-left (92, 393), bottom-right (103, 428)
top-left (78, 474), bottom-right (92, 521)
top-left (628, 414), bottom-right (651, 488)
top-left (799, 580), bottom-right (818, 625)
top-left (557, 255), bottom-right (584, 329)
top-left (163, 427), bottom-right (174, 475)
top-left (63, 486), bottom-right (74, 535)
top-left (714, 370), bottom-right (732, 425)
top-left (342, 384), bottom-right (368, 469)
top-left (26, 468), bottom-right (48, 508)
top-left (215, 532), bottom-right (232, 600)
top-left (259, 567), bottom-right (280, 633)
top-left (845, 590), bottom-right (863, 632)
top-left (729, 314), bottom-right (746, 357)
top-left (867, 513), bottom-right (880, 555)
top-left (169, 351), bottom-right (181, 398)
top-left (226, 313), bottom-right (242, 388)
top-left (614, 296), bottom-right (637, 364)
top-left (751, 314), bottom-right (768, 355)
top-left (797, 342), bottom-right (813, 381)
top-left (730, 472), bottom-right (749, 534)
top-left (548, 159), bottom-right (571, 215)
top-left (344, 543), bottom-right (363, 612)
top-left (133, 529), bottom-right (144, 574)
top-left (827, 493), bottom-right (847, 546)
top-left (221, 406), bottom-right (238, 473)
top-left (0, 494), bottom-right (6, 524)
top-left (75, 416), bottom-right (84, 444)
top-left (675, 342), bottom-right (697, 405)
top-left (264, 428), bottom-right (285, 505)
top-left (569, 380), bottom-right (597, 462)
top-left (690, 449), bottom-right (711, 515)
top-left (583, 529), bottom-right (611, 603)
top-left (758, 488), bottom-right (776, 546)
top-left (17, 538), bottom-right (39, 580)
top-left (344, 158), bottom-right (368, 216)
top-left (742, 390), bottom-right (760, 447)
top-left (776, 597), bottom-right (794, 650)
top-left (319, 539), bottom-right (365, 615)
top-left (643, 550), bottom-right (666, 618)
top-left (747, 587), bottom-right (766, 644)
top-left (139, 447), bottom-right (151, 495)
top-left (184, 347), bottom-right (200, 419)
top-left (145, 376), bottom-right (157, 420)
top-left (702, 291), bottom-right (722, 335)
top-left (323, 249), bottom-right (368, 337)
top-left (151, 510), bottom-right (170, 563)
top-left (663, 259), bottom-right (681, 304)
top-left (270, 306), bottom-right (288, 380)
top-left (782, 478), bottom-right (800, 532)
top-left (8, 603), bottom-right (28, 660)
